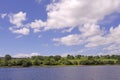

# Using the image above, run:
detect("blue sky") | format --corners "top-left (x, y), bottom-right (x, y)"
top-left (0, 0), bottom-right (120, 57)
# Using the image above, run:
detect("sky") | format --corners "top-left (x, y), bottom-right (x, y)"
top-left (0, 0), bottom-right (120, 57)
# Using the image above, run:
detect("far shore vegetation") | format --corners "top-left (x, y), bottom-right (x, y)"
top-left (0, 54), bottom-right (120, 67)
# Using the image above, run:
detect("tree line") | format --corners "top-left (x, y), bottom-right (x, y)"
top-left (0, 54), bottom-right (120, 67)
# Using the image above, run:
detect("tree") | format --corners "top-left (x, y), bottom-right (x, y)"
top-left (117, 57), bottom-right (120, 64)
top-left (16, 59), bottom-right (23, 66)
top-left (67, 55), bottom-right (74, 59)
top-left (4, 54), bottom-right (12, 61)
top-left (22, 59), bottom-right (32, 67)
top-left (75, 55), bottom-right (81, 59)
top-left (54, 55), bottom-right (61, 61)
top-left (32, 59), bottom-right (40, 66)
top-left (61, 59), bottom-right (73, 65)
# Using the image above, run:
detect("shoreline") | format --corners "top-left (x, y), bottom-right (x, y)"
top-left (0, 64), bottom-right (120, 68)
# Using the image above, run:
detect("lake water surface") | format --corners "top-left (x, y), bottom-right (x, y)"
top-left (0, 66), bottom-right (120, 80)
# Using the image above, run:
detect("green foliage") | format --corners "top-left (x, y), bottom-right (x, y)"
top-left (60, 59), bottom-right (73, 65)
top-left (54, 55), bottom-right (61, 61)
top-left (67, 55), bottom-right (74, 59)
top-left (43, 58), bottom-right (57, 65)
top-left (4, 54), bottom-right (12, 61)
top-left (0, 54), bottom-right (120, 67)
top-left (32, 59), bottom-right (42, 66)
top-left (22, 59), bottom-right (32, 67)
top-left (1, 60), bottom-right (8, 66)
top-left (75, 55), bottom-right (81, 59)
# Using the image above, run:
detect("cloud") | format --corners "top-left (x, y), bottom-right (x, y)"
top-left (4, 0), bottom-right (120, 55)
top-left (53, 24), bottom-right (120, 55)
top-left (26, 0), bottom-right (120, 35)
top-left (53, 24), bottom-right (120, 51)
top-left (13, 53), bottom-right (41, 58)
top-left (61, 27), bottom-right (74, 33)
top-left (53, 34), bottom-right (83, 46)
top-left (43, 0), bottom-right (120, 30)
top-left (30, 19), bottom-right (45, 33)
top-left (0, 13), bottom-right (7, 19)
top-left (8, 11), bottom-right (30, 35)
top-left (9, 11), bottom-right (26, 27)
top-left (79, 23), bottom-right (103, 37)
top-left (104, 44), bottom-right (120, 51)
top-left (15, 35), bottom-right (23, 39)
top-left (9, 27), bottom-right (30, 35)
top-left (86, 35), bottom-right (106, 47)
top-left (7, 0), bottom-right (120, 35)
top-left (53, 23), bottom-right (103, 46)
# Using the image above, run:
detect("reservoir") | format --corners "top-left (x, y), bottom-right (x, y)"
top-left (0, 66), bottom-right (120, 80)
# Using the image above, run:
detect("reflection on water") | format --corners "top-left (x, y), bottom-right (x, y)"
top-left (0, 66), bottom-right (120, 80)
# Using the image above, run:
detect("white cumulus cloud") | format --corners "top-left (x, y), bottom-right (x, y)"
top-left (30, 19), bottom-right (46, 33)
top-left (7, 0), bottom-right (120, 35)
top-left (8, 11), bottom-right (30, 35)
top-left (9, 27), bottom-right (30, 35)
top-left (53, 34), bottom-right (83, 46)
top-left (9, 11), bottom-right (26, 27)
top-left (13, 53), bottom-right (41, 58)
top-left (0, 13), bottom-right (7, 19)
top-left (53, 24), bottom-right (120, 50)
top-left (43, 0), bottom-right (120, 30)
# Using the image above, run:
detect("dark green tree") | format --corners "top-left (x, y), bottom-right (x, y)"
top-left (54, 55), bottom-right (61, 61)
top-left (22, 59), bottom-right (32, 67)
top-left (67, 55), bottom-right (74, 59)
top-left (4, 54), bottom-right (12, 61)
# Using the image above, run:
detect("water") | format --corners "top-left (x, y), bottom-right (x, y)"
top-left (0, 66), bottom-right (120, 80)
